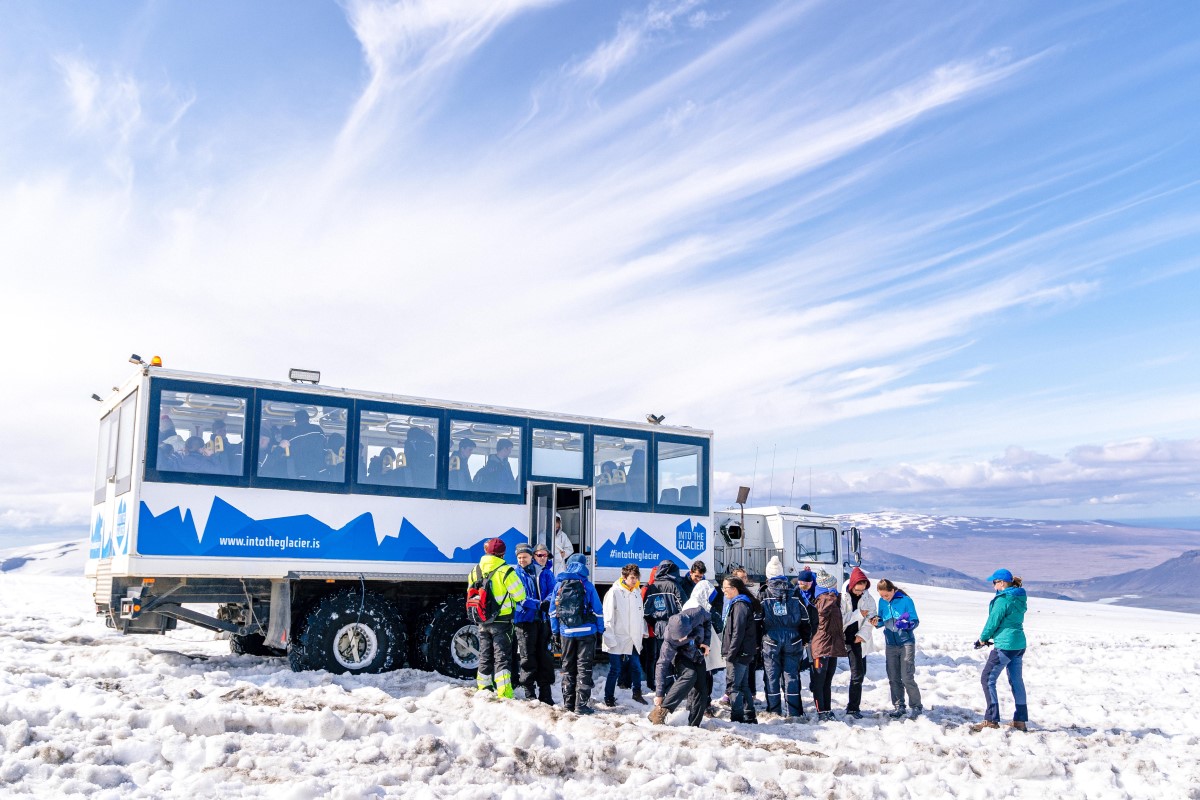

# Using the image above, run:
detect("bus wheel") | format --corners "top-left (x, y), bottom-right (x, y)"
top-left (288, 589), bottom-right (405, 674)
top-left (420, 600), bottom-right (479, 680)
top-left (230, 632), bottom-right (282, 657)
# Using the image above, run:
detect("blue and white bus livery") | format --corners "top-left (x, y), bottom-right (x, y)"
top-left (88, 362), bottom-right (713, 679)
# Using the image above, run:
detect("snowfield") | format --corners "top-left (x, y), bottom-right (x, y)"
top-left (2, 548), bottom-right (1199, 798)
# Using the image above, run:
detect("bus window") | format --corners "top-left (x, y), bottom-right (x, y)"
top-left (531, 427), bottom-right (584, 481)
top-left (257, 400), bottom-right (346, 482)
top-left (796, 525), bottom-right (837, 564)
top-left (449, 419), bottom-right (521, 495)
top-left (657, 440), bottom-right (703, 507)
top-left (159, 391), bottom-right (247, 477)
top-left (358, 410), bottom-right (439, 489)
top-left (113, 394), bottom-right (137, 495)
top-left (594, 434), bottom-right (647, 503)
top-left (94, 411), bottom-right (117, 504)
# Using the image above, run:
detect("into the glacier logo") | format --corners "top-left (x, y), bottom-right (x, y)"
top-left (676, 519), bottom-right (706, 557)
top-left (115, 500), bottom-right (128, 554)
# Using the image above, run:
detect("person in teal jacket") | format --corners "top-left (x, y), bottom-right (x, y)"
top-left (971, 569), bottom-right (1029, 731)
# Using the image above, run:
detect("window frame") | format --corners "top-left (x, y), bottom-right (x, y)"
top-left (113, 392), bottom-right (138, 496)
top-left (250, 388), bottom-right (353, 494)
top-left (353, 400), bottom-right (445, 499)
top-left (443, 410), bottom-right (528, 505)
top-left (592, 425), bottom-right (652, 512)
top-left (794, 524), bottom-right (839, 565)
top-left (528, 420), bottom-right (591, 486)
top-left (652, 432), bottom-right (710, 516)
top-left (144, 378), bottom-right (253, 489)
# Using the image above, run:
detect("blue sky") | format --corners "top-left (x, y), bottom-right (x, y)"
top-left (1, 0), bottom-right (1199, 537)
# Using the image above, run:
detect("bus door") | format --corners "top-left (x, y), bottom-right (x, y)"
top-left (530, 483), bottom-right (555, 553)
top-left (531, 484), bottom-right (595, 569)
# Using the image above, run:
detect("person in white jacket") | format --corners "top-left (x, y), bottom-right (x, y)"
top-left (682, 579), bottom-right (724, 713)
top-left (602, 564), bottom-right (647, 706)
top-left (841, 566), bottom-right (877, 718)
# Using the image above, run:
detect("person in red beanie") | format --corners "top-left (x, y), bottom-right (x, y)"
top-left (841, 566), bottom-right (877, 718)
top-left (466, 538), bottom-right (527, 698)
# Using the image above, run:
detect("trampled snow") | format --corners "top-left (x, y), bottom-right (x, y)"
top-left (2, 546), bottom-right (1199, 798)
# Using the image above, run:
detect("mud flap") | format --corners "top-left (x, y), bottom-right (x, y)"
top-left (265, 580), bottom-right (291, 650)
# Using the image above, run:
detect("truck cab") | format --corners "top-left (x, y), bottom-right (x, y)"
top-left (712, 505), bottom-right (860, 581)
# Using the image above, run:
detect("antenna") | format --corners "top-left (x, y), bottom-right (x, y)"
top-left (749, 446), bottom-right (759, 507)
top-left (768, 444), bottom-right (777, 507)
top-left (808, 467), bottom-right (812, 506)
top-left (787, 449), bottom-right (799, 507)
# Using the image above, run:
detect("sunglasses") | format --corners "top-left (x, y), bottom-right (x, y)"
top-left (534, 553), bottom-right (549, 558)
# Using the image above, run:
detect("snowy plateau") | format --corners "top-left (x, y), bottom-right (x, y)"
top-left (1, 541), bottom-right (1199, 799)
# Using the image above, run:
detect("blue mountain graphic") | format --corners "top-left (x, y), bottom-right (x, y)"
top-left (137, 496), bottom-right (517, 564)
top-left (450, 527), bottom-right (528, 563)
top-left (596, 527), bottom-right (684, 570)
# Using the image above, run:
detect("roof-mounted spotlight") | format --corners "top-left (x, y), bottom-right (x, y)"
top-left (91, 393), bottom-right (103, 402)
top-left (646, 413), bottom-right (665, 425)
top-left (289, 368), bottom-right (321, 384)
top-left (129, 354), bottom-right (146, 366)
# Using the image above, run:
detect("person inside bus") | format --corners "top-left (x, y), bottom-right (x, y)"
top-left (207, 418), bottom-right (241, 475)
top-left (157, 443), bottom-right (182, 472)
top-left (258, 427), bottom-right (290, 479)
top-left (448, 438), bottom-right (477, 490)
top-left (284, 407), bottom-right (326, 479)
top-left (158, 415), bottom-right (185, 453)
top-left (625, 449), bottom-right (647, 503)
top-left (180, 436), bottom-right (219, 474)
top-left (596, 460), bottom-right (622, 500)
top-left (474, 437), bottom-right (518, 493)
top-left (404, 426), bottom-right (437, 489)
top-left (366, 446), bottom-right (397, 483)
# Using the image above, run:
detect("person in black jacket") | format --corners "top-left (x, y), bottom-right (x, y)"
top-left (642, 560), bottom-right (688, 691)
top-left (648, 606), bottom-right (712, 727)
top-left (473, 438), bottom-right (518, 494)
top-left (721, 576), bottom-right (758, 724)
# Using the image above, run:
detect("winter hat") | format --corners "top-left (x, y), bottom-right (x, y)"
top-left (515, 543), bottom-right (533, 556)
top-left (765, 556), bottom-right (784, 580)
top-left (987, 568), bottom-right (1013, 583)
top-left (796, 568), bottom-right (816, 584)
top-left (567, 553), bottom-right (587, 566)
top-left (484, 538), bottom-right (506, 556)
top-left (816, 570), bottom-right (838, 590)
top-left (847, 566), bottom-right (870, 590)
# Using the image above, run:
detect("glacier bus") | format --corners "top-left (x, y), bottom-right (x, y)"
top-left (88, 360), bottom-right (714, 677)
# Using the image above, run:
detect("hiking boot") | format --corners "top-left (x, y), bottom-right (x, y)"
top-left (1008, 721), bottom-right (1028, 732)
top-left (846, 710), bottom-right (864, 720)
top-left (604, 697), bottom-right (616, 707)
top-left (818, 712), bottom-right (836, 722)
top-left (631, 692), bottom-right (648, 705)
top-left (577, 705), bottom-right (595, 716)
top-left (909, 706), bottom-right (923, 719)
top-left (888, 707), bottom-right (907, 719)
top-left (788, 714), bottom-right (810, 724)
top-left (970, 720), bottom-right (1000, 732)
top-left (705, 705), bottom-right (718, 718)
top-left (649, 706), bottom-right (668, 725)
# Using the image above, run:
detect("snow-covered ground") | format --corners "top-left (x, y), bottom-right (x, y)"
top-left (2, 547), bottom-right (1199, 798)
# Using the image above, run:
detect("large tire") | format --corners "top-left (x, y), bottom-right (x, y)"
top-left (288, 589), bottom-right (405, 674)
top-left (407, 606), bottom-right (437, 671)
top-left (230, 632), bottom-right (283, 657)
top-left (419, 600), bottom-right (479, 680)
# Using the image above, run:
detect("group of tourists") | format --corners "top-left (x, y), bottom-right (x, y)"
top-left (466, 540), bottom-right (1029, 730)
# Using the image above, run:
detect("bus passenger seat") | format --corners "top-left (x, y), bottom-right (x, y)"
top-left (659, 488), bottom-right (679, 505)
top-left (679, 485), bottom-right (699, 506)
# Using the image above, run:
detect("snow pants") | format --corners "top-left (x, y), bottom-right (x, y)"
top-left (515, 620), bottom-right (555, 701)
top-left (982, 647), bottom-right (1027, 723)
top-left (762, 636), bottom-right (805, 716)
top-left (477, 621), bottom-right (514, 698)
top-left (885, 642), bottom-right (922, 710)
top-left (660, 655), bottom-right (707, 727)
top-left (846, 641), bottom-right (866, 713)
top-left (561, 635), bottom-right (596, 711)
top-left (811, 656), bottom-right (839, 713)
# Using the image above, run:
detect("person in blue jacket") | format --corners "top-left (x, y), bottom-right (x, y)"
top-left (971, 569), bottom-right (1030, 732)
top-left (549, 553), bottom-right (605, 714)
top-left (873, 578), bottom-right (923, 718)
top-left (512, 544), bottom-right (550, 703)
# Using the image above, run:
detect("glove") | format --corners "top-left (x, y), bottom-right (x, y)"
top-left (974, 639), bottom-right (992, 650)
top-left (895, 612), bottom-right (914, 631)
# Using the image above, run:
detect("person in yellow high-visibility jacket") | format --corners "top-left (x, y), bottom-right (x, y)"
top-left (467, 538), bottom-right (527, 698)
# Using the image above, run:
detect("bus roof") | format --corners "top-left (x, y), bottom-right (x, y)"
top-left (124, 366), bottom-right (713, 438)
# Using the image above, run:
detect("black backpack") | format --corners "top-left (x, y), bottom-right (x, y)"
top-left (554, 578), bottom-right (589, 629)
top-left (644, 588), bottom-right (681, 623)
